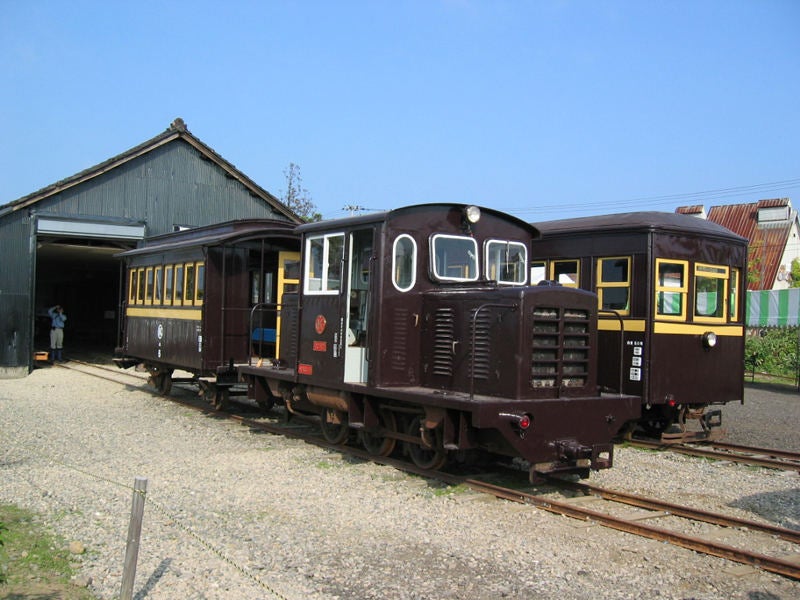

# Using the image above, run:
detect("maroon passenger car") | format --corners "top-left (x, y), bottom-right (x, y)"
top-left (239, 204), bottom-right (639, 480)
top-left (531, 212), bottom-right (748, 441)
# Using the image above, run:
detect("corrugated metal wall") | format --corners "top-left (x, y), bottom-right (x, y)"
top-left (0, 210), bottom-right (35, 376)
top-left (31, 141), bottom-right (286, 235)
top-left (0, 138), bottom-right (292, 376)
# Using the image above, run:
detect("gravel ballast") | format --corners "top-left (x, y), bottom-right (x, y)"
top-left (1, 366), bottom-right (798, 599)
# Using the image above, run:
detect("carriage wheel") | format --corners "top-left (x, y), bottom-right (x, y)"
top-left (406, 416), bottom-right (447, 470)
top-left (320, 408), bottom-right (349, 444)
top-left (213, 386), bottom-right (230, 411)
top-left (155, 371), bottom-right (172, 396)
top-left (360, 409), bottom-right (397, 457)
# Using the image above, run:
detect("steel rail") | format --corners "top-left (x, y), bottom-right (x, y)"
top-left (60, 362), bottom-right (800, 581)
top-left (701, 440), bottom-right (800, 463)
top-left (630, 439), bottom-right (800, 472)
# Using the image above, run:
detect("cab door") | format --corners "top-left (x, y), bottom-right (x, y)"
top-left (344, 229), bottom-right (374, 383)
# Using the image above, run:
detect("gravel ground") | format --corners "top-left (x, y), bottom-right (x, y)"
top-left (1, 365), bottom-right (798, 600)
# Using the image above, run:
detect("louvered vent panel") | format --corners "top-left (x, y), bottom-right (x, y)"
top-left (389, 308), bottom-right (409, 372)
top-left (469, 309), bottom-right (491, 380)
top-left (432, 308), bottom-right (456, 376)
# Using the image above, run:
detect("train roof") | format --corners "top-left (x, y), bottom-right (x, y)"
top-left (117, 218), bottom-right (297, 258)
top-left (532, 211), bottom-right (747, 244)
top-left (297, 203), bottom-right (540, 237)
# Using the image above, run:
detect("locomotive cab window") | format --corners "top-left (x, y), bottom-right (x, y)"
top-left (597, 257), bottom-right (631, 314)
top-left (305, 233), bottom-right (344, 294)
top-left (392, 234), bottom-right (417, 292)
top-left (485, 240), bottom-right (527, 285)
top-left (694, 263), bottom-right (728, 322)
top-left (431, 234), bottom-right (478, 282)
top-left (551, 259), bottom-right (579, 287)
top-left (655, 259), bottom-right (687, 319)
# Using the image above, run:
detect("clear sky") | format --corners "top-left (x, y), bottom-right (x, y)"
top-left (2, 1), bottom-right (798, 222)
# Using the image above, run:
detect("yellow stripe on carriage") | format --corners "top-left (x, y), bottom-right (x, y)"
top-left (597, 319), bottom-right (646, 332)
top-left (126, 307), bottom-right (202, 320)
top-left (653, 322), bottom-right (743, 336)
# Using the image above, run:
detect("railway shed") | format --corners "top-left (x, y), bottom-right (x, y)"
top-left (0, 118), bottom-right (300, 378)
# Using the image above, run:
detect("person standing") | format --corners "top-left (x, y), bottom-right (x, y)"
top-left (48, 304), bottom-right (67, 362)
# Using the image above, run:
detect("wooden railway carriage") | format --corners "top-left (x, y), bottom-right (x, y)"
top-left (530, 212), bottom-right (748, 440)
top-left (115, 219), bottom-right (300, 403)
top-left (239, 204), bottom-right (640, 480)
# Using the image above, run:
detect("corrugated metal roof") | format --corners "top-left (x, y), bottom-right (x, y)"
top-left (0, 118), bottom-right (301, 224)
top-left (707, 200), bottom-right (793, 290)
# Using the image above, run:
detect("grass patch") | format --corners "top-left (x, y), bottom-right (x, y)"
top-left (0, 504), bottom-right (96, 599)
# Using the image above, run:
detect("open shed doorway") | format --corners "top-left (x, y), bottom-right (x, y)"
top-left (35, 238), bottom-right (133, 362)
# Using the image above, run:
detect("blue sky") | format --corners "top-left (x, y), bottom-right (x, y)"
top-left (1, 1), bottom-right (798, 221)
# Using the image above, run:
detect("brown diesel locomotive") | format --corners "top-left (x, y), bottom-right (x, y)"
top-left (530, 211), bottom-right (748, 441)
top-left (237, 204), bottom-right (640, 480)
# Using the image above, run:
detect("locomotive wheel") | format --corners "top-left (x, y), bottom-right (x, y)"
top-left (255, 396), bottom-right (275, 413)
top-left (320, 408), bottom-right (349, 445)
top-left (360, 409), bottom-right (397, 457)
top-left (406, 416), bottom-right (447, 470)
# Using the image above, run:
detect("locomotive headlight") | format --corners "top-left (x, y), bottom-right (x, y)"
top-left (464, 205), bottom-right (481, 224)
top-left (702, 331), bottom-right (718, 349)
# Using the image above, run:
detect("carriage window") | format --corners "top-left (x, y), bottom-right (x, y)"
top-left (164, 265), bottom-right (174, 306)
top-left (597, 257), bottom-right (631, 314)
top-left (185, 264), bottom-right (196, 304)
top-left (486, 240), bottom-right (527, 285)
top-left (729, 268), bottom-right (740, 322)
top-left (655, 259), bottom-right (687, 319)
top-left (174, 265), bottom-right (184, 305)
top-left (154, 266), bottom-right (163, 304)
top-left (530, 261), bottom-right (547, 285)
top-left (136, 268), bottom-right (145, 303)
top-left (392, 234), bottom-right (417, 292)
top-left (431, 234), bottom-right (478, 282)
top-left (695, 263), bottom-right (728, 321)
top-left (128, 269), bottom-right (137, 304)
top-left (304, 233), bottom-right (344, 294)
top-left (145, 268), bottom-right (154, 304)
top-left (195, 262), bottom-right (205, 305)
top-left (551, 260), bottom-right (579, 288)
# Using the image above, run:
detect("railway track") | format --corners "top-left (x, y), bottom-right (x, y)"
top-left (629, 438), bottom-right (800, 472)
top-left (58, 360), bottom-right (800, 581)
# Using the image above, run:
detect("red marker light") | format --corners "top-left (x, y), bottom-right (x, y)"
top-left (518, 414), bottom-right (531, 430)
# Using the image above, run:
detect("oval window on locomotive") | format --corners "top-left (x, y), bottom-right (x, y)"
top-left (431, 234), bottom-right (479, 282)
top-left (392, 234), bottom-right (417, 292)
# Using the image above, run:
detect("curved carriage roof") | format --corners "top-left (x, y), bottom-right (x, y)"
top-left (532, 211), bottom-right (747, 244)
top-left (116, 218), bottom-right (297, 258)
top-left (296, 203), bottom-right (540, 237)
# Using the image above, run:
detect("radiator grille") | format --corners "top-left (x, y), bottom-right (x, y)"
top-left (531, 306), bottom-right (590, 389)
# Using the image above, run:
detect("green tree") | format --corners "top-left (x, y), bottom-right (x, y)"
top-left (281, 163), bottom-right (321, 222)
top-left (790, 258), bottom-right (800, 288)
